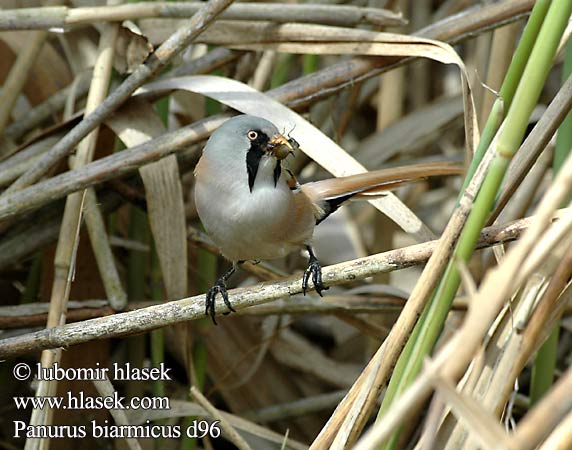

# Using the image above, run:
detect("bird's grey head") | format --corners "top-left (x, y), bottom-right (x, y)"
top-left (204, 115), bottom-right (294, 192)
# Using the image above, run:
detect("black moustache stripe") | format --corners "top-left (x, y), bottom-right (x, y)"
top-left (273, 160), bottom-right (281, 187)
top-left (246, 146), bottom-right (264, 192)
top-left (245, 131), bottom-right (282, 192)
top-left (246, 132), bottom-right (267, 192)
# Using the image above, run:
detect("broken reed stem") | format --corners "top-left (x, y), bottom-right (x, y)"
top-left (0, 135), bottom-right (60, 187)
top-left (78, 21), bottom-right (126, 311)
top-left (276, 0), bottom-right (534, 112)
top-left (3, 0), bottom-right (236, 194)
top-left (0, 187), bottom-right (124, 272)
top-left (376, 3), bottom-right (572, 448)
top-left (511, 245), bottom-right (572, 398)
top-left (2, 47), bottom-right (234, 186)
top-left (0, 3), bottom-right (405, 30)
top-left (312, 117), bottom-right (497, 450)
top-left (21, 34), bottom-right (87, 450)
top-left (436, 235), bottom-right (572, 450)
top-left (352, 140), bottom-right (572, 450)
top-left (323, 25), bottom-right (572, 443)
top-left (0, 210), bottom-right (566, 359)
top-left (24, 20), bottom-right (122, 450)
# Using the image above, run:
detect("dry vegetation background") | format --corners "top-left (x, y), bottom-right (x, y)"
top-left (0, 0), bottom-right (571, 449)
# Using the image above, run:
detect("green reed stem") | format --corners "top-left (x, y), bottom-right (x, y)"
top-left (378, 1), bottom-right (572, 447)
top-left (530, 37), bottom-right (572, 405)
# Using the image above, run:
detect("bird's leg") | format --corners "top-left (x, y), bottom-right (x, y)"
top-left (205, 262), bottom-right (242, 325)
top-left (302, 246), bottom-right (329, 296)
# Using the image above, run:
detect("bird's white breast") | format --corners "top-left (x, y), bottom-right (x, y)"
top-left (195, 155), bottom-right (305, 261)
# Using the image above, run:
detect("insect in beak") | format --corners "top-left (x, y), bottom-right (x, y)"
top-left (267, 134), bottom-right (296, 160)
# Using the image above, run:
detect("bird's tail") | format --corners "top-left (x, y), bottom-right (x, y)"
top-left (302, 161), bottom-right (463, 224)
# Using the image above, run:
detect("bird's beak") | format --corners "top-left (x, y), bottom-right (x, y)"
top-left (267, 134), bottom-right (295, 160)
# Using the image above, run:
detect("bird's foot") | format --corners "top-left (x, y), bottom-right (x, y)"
top-left (302, 255), bottom-right (329, 296)
top-left (205, 278), bottom-right (237, 325)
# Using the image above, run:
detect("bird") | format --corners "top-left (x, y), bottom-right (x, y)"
top-left (194, 115), bottom-right (462, 324)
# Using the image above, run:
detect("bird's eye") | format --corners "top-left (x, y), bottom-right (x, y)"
top-left (247, 130), bottom-right (258, 141)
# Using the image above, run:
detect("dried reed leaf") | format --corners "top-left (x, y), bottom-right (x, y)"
top-left (142, 22), bottom-right (479, 158)
top-left (441, 238), bottom-right (572, 450)
top-left (105, 99), bottom-right (188, 299)
top-left (224, 25), bottom-right (477, 158)
top-left (353, 152), bottom-right (572, 450)
top-left (114, 21), bottom-right (153, 74)
top-left (430, 374), bottom-right (511, 450)
top-left (438, 273), bottom-right (549, 450)
top-left (138, 75), bottom-right (435, 242)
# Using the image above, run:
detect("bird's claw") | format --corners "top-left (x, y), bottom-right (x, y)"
top-left (302, 258), bottom-right (328, 296)
top-left (205, 280), bottom-right (236, 325)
